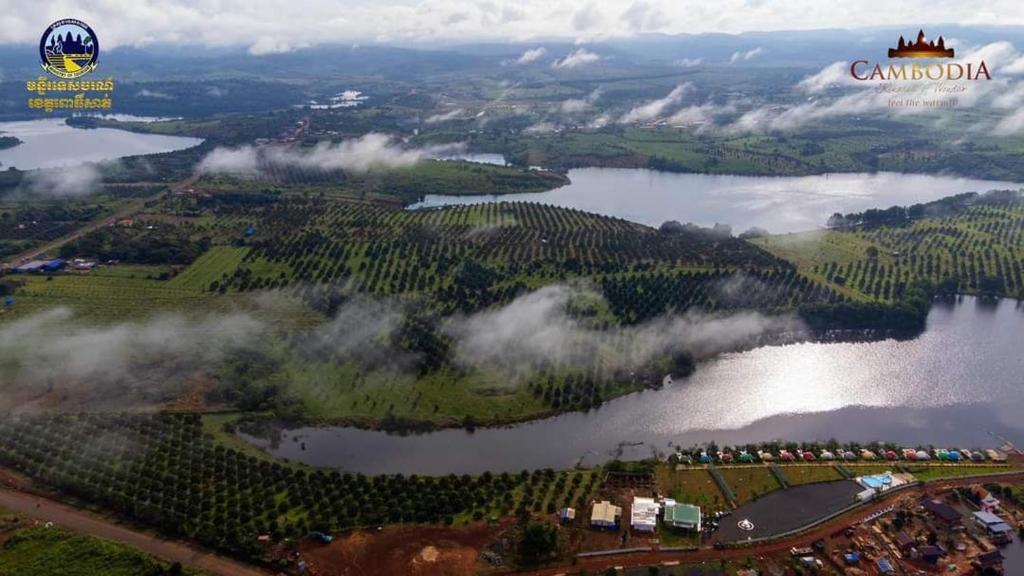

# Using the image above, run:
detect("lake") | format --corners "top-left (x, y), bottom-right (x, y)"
top-left (243, 296), bottom-right (1024, 475)
top-left (409, 169), bottom-right (1022, 233)
top-left (0, 118), bottom-right (202, 170)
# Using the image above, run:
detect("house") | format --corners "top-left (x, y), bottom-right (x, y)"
top-left (630, 497), bottom-right (659, 532)
top-left (559, 507), bottom-right (576, 524)
top-left (922, 499), bottom-right (961, 526)
top-left (42, 259), bottom-right (65, 272)
top-left (968, 484), bottom-right (1001, 511)
top-left (974, 550), bottom-right (1004, 572)
top-left (12, 260), bottom-right (47, 273)
top-left (590, 501), bottom-right (621, 529)
top-left (664, 503), bottom-right (701, 531)
top-left (918, 544), bottom-right (943, 564)
top-left (895, 531), bottom-right (915, 553)
top-left (973, 510), bottom-right (1013, 538)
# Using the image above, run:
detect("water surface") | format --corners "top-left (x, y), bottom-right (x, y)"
top-left (0, 118), bottom-right (202, 170)
top-left (410, 169), bottom-right (1022, 233)
top-left (244, 297), bottom-right (1024, 474)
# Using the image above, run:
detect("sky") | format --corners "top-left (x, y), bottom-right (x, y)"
top-left (0, 0), bottom-right (1022, 53)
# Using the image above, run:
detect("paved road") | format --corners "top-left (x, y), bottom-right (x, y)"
top-left (0, 486), bottom-right (271, 576)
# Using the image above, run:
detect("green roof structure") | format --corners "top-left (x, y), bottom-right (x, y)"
top-left (664, 503), bottom-right (701, 531)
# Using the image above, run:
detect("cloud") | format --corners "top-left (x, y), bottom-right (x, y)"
top-left (8, 2), bottom-right (1024, 48)
top-left (666, 102), bottom-right (735, 126)
top-left (523, 121), bottom-right (560, 134)
top-left (619, 83), bottom-right (691, 124)
top-left (424, 108), bottom-right (466, 124)
top-left (720, 42), bottom-right (1024, 133)
top-left (136, 88), bottom-right (174, 99)
top-left (0, 308), bottom-right (264, 411)
top-left (559, 88), bottom-right (601, 113)
top-left (296, 295), bottom-right (417, 371)
top-left (512, 47), bottom-right (547, 64)
top-left (729, 47), bottom-right (764, 63)
top-left (196, 145), bottom-right (260, 176)
top-left (197, 134), bottom-right (462, 177)
top-left (552, 48), bottom-right (600, 69)
top-left (675, 58), bottom-right (703, 67)
top-left (994, 108), bottom-right (1024, 135)
top-left (621, 1), bottom-right (665, 33)
top-left (21, 164), bottom-right (104, 197)
top-left (249, 36), bottom-right (304, 55)
top-left (560, 99), bottom-right (592, 113)
top-left (796, 61), bottom-right (855, 93)
top-left (443, 284), bottom-right (801, 381)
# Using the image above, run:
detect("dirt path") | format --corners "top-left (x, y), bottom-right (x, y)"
top-left (2, 174), bottom-right (199, 267)
top-left (0, 486), bottom-right (270, 576)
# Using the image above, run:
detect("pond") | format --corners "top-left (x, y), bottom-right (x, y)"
top-left (0, 118), bottom-right (202, 170)
top-left (409, 168), bottom-right (1022, 233)
top-left (243, 297), bottom-right (1024, 475)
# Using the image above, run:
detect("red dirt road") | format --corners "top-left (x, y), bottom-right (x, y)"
top-left (0, 486), bottom-right (270, 576)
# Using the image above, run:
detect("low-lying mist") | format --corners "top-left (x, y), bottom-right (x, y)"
top-left (0, 283), bottom-right (803, 414)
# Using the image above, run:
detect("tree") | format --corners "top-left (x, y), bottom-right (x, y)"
top-left (520, 521), bottom-right (557, 565)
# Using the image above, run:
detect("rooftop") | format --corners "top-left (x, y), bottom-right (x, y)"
top-left (590, 501), bottom-right (621, 525)
top-left (630, 497), bottom-right (659, 529)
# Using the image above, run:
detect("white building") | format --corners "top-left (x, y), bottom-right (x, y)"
top-left (631, 497), bottom-right (659, 532)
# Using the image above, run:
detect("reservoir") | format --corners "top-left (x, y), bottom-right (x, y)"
top-left (410, 168), bottom-right (1022, 233)
top-left (244, 296), bottom-right (1024, 475)
top-left (0, 118), bottom-right (202, 170)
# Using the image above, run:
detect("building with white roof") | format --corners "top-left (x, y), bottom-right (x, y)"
top-left (631, 497), bottom-right (659, 532)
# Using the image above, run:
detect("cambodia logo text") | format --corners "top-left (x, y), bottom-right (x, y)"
top-left (850, 30), bottom-right (990, 82)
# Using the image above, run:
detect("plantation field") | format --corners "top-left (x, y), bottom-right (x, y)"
top-left (0, 526), bottom-right (192, 576)
top-left (0, 273), bottom-right (217, 322)
top-left (0, 413), bottom-right (595, 560)
top-left (757, 194), bottom-right (1024, 301)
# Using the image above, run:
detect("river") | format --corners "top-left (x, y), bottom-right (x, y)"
top-left (243, 296), bottom-right (1024, 475)
top-left (0, 118), bottom-right (202, 170)
top-left (409, 168), bottom-right (1022, 234)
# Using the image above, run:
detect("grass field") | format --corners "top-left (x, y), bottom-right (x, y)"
top-left (908, 464), bottom-right (1016, 482)
top-left (775, 465), bottom-right (844, 486)
top-left (166, 246), bottom-right (251, 290)
top-left (0, 527), bottom-right (195, 576)
top-left (655, 466), bottom-right (729, 512)
top-left (716, 466), bottom-right (783, 504)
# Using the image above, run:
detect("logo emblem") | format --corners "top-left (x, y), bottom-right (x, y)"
top-left (39, 19), bottom-right (99, 78)
top-left (888, 30), bottom-right (954, 59)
